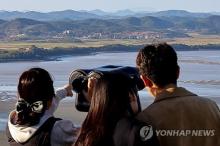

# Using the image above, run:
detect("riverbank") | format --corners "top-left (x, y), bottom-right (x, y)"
top-left (0, 43), bottom-right (220, 63)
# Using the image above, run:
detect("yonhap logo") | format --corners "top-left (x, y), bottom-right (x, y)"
top-left (156, 129), bottom-right (215, 137)
top-left (139, 125), bottom-right (154, 141)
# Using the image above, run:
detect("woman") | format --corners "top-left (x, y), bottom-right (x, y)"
top-left (74, 72), bottom-right (148, 146)
top-left (6, 68), bottom-right (78, 146)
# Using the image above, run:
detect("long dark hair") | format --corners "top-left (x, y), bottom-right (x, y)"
top-left (15, 68), bottom-right (55, 125)
top-left (74, 73), bottom-right (134, 146)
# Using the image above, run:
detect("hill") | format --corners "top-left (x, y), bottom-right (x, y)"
top-left (0, 13), bottom-right (219, 41)
top-left (149, 10), bottom-right (211, 18)
top-left (0, 10), bottom-right (219, 21)
top-left (0, 10), bottom-right (101, 21)
top-left (0, 18), bottom-right (56, 40)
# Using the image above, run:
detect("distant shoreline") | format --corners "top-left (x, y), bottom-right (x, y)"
top-left (0, 44), bottom-right (219, 63)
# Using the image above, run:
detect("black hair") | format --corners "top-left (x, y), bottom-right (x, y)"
top-left (15, 68), bottom-right (55, 125)
top-left (136, 43), bottom-right (179, 88)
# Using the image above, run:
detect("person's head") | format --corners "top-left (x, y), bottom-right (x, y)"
top-left (15, 67), bottom-right (55, 125)
top-left (75, 72), bottom-right (139, 146)
top-left (136, 43), bottom-right (179, 89)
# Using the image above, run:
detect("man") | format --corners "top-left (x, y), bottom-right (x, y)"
top-left (136, 43), bottom-right (220, 146)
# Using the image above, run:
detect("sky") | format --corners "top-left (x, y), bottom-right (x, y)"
top-left (0, 0), bottom-right (220, 12)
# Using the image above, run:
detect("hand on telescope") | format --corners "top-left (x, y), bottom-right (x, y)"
top-left (64, 84), bottom-right (73, 97)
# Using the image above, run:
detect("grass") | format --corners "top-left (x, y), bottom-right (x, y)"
top-left (0, 39), bottom-right (149, 50)
top-left (168, 34), bottom-right (220, 45)
top-left (0, 35), bottom-right (220, 51)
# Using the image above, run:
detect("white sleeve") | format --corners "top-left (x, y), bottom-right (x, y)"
top-left (55, 87), bottom-right (68, 101)
top-left (47, 87), bottom-right (67, 115)
top-left (50, 120), bottom-right (79, 146)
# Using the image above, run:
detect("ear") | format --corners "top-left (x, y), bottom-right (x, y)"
top-left (140, 75), bottom-right (153, 87)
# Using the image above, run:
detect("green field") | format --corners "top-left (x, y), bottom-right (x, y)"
top-left (0, 35), bottom-right (220, 51)
top-left (0, 39), bottom-right (149, 50)
top-left (169, 35), bottom-right (220, 45)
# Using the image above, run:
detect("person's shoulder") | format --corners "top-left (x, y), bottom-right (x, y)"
top-left (51, 119), bottom-right (79, 146)
top-left (187, 93), bottom-right (218, 105)
top-left (196, 95), bottom-right (216, 102)
top-left (115, 117), bottom-right (153, 130)
top-left (196, 96), bottom-right (219, 109)
top-left (114, 117), bottom-right (159, 146)
top-left (53, 119), bottom-right (78, 134)
top-left (135, 104), bottom-right (156, 123)
top-left (133, 119), bottom-right (159, 146)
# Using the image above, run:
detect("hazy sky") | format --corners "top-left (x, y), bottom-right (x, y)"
top-left (0, 0), bottom-right (219, 12)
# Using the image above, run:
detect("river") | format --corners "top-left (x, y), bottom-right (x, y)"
top-left (0, 51), bottom-right (220, 103)
top-left (0, 50), bottom-right (220, 131)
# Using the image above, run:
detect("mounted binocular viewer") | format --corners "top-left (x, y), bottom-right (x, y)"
top-left (69, 65), bottom-right (145, 113)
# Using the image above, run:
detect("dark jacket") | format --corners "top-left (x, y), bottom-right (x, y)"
top-left (114, 117), bottom-right (159, 146)
top-left (136, 87), bottom-right (220, 146)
